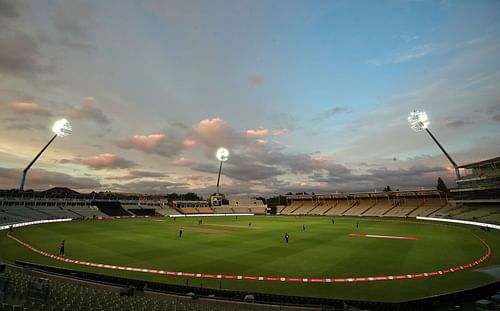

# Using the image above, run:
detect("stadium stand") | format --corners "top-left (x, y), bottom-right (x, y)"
top-left (92, 202), bottom-right (131, 217)
top-left (324, 199), bottom-right (353, 216)
top-left (289, 201), bottom-right (315, 215)
top-left (343, 199), bottom-right (375, 216)
top-left (213, 206), bottom-right (234, 214)
top-left (155, 207), bottom-right (181, 216)
top-left (307, 202), bottom-right (331, 215)
top-left (196, 207), bottom-right (214, 214)
top-left (357, 200), bottom-right (394, 217)
top-left (384, 198), bottom-right (423, 217)
top-left (67, 205), bottom-right (107, 219)
top-left (407, 197), bottom-right (446, 217)
top-left (1, 264), bottom-right (305, 311)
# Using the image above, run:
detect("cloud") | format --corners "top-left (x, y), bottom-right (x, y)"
top-left (81, 153), bottom-right (136, 170)
top-left (445, 119), bottom-right (473, 128)
top-left (188, 118), bottom-right (243, 151)
top-left (10, 102), bottom-right (51, 116)
top-left (0, 167), bottom-right (102, 191)
top-left (272, 129), bottom-right (289, 136)
top-left (0, 31), bottom-right (48, 76)
top-left (395, 44), bottom-right (434, 63)
top-left (0, 0), bottom-right (20, 19)
top-left (247, 74), bottom-right (263, 86)
top-left (246, 128), bottom-right (270, 138)
top-left (313, 106), bottom-right (348, 122)
top-left (107, 170), bottom-right (166, 181)
top-left (116, 133), bottom-right (182, 157)
top-left (51, 1), bottom-right (94, 51)
top-left (369, 44), bottom-right (435, 66)
top-left (310, 164), bottom-right (453, 192)
top-left (64, 97), bottom-right (110, 125)
top-left (169, 157), bottom-right (193, 167)
top-left (110, 180), bottom-right (189, 194)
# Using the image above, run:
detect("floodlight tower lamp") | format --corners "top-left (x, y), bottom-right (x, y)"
top-left (20, 119), bottom-right (72, 191)
top-left (408, 111), bottom-right (460, 179)
top-left (215, 147), bottom-right (229, 196)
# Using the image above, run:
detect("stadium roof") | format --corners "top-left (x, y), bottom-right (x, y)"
top-left (458, 156), bottom-right (500, 169)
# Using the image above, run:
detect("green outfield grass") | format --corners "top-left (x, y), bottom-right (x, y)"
top-left (1, 216), bottom-right (499, 302)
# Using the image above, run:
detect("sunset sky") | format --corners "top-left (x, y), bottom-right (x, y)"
top-left (1, 0), bottom-right (499, 196)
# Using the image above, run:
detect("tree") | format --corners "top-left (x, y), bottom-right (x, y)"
top-left (437, 177), bottom-right (449, 193)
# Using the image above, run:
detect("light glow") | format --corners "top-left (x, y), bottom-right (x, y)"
top-left (52, 118), bottom-right (72, 137)
top-left (408, 110), bottom-right (429, 132)
top-left (216, 147), bottom-right (229, 162)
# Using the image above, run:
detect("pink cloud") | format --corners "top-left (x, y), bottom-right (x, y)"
top-left (10, 102), bottom-right (51, 116)
top-left (190, 118), bottom-right (242, 150)
top-left (82, 153), bottom-right (136, 170)
top-left (183, 139), bottom-right (197, 147)
top-left (169, 157), bottom-right (193, 167)
top-left (118, 134), bottom-right (165, 151)
top-left (116, 133), bottom-right (182, 157)
top-left (246, 128), bottom-right (270, 138)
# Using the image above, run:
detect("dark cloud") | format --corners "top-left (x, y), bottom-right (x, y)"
top-left (110, 180), bottom-right (189, 194)
top-left (0, 31), bottom-right (47, 75)
top-left (64, 97), bottom-right (110, 125)
top-left (192, 162), bottom-right (283, 182)
top-left (247, 74), bottom-right (263, 86)
top-left (0, 167), bottom-right (102, 191)
top-left (446, 120), bottom-right (473, 128)
top-left (0, 0), bottom-right (19, 19)
top-left (108, 170), bottom-right (167, 181)
top-left (313, 106), bottom-right (349, 122)
top-left (51, 1), bottom-right (94, 51)
top-left (310, 164), bottom-right (454, 192)
top-left (81, 154), bottom-right (137, 170)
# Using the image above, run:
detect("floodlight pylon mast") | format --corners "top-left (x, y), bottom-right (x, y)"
top-left (20, 133), bottom-right (58, 191)
top-left (424, 128), bottom-right (461, 179)
top-left (216, 160), bottom-right (223, 196)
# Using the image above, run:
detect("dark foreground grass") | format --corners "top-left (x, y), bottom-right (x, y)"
top-left (1, 216), bottom-right (499, 302)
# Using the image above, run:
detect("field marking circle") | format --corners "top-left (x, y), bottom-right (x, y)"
top-left (6, 219), bottom-right (492, 283)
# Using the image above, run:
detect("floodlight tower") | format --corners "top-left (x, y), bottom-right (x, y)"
top-left (19, 118), bottom-right (72, 191)
top-left (408, 110), bottom-right (460, 179)
top-left (215, 147), bottom-right (230, 195)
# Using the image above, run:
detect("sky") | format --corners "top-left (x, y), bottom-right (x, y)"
top-left (0, 0), bottom-right (499, 196)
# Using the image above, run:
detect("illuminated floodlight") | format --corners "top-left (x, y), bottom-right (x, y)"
top-left (216, 147), bottom-right (230, 162)
top-left (408, 110), bottom-right (429, 132)
top-left (52, 118), bottom-right (72, 137)
top-left (215, 147), bottom-right (229, 196)
top-left (407, 110), bottom-right (460, 178)
top-left (20, 118), bottom-right (73, 191)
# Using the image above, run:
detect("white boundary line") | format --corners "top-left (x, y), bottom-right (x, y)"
top-left (416, 216), bottom-right (500, 230)
top-left (0, 218), bottom-right (72, 231)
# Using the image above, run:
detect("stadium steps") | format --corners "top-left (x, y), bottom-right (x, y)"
top-left (289, 202), bottom-right (307, 214)
top-left (357, 202), bottom-right (376, 216)
top-left (26, 205), bottom-right (52, 218)
top-left (405, 205), bottom-right (422, 217)
top-left (341, 201), bottom-right (359, 215)
top-left (381, 202), bottom-right (398, 216)
top-left (321, 202), bottom-right (338, 215)
top-left (306, 202), bottom-right (322, 215)
top-left (280, 202), bottom-right (303, 215)
top-left (1, 210), bottom-right (37, 221)
top-left (68, 209), bottom-right (85, 218)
